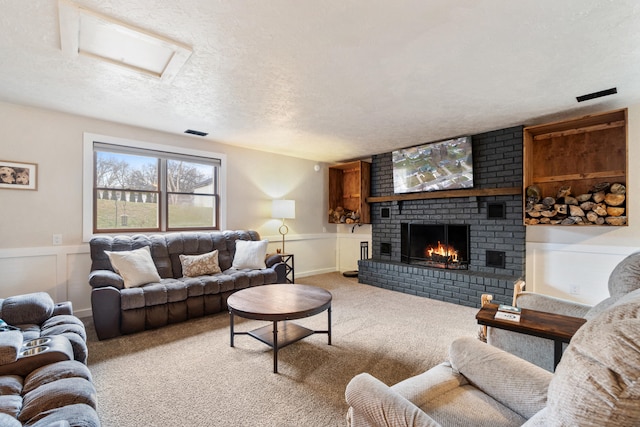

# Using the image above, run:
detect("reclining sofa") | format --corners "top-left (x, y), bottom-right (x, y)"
top-left (89, 230), bottom-right (286, 340)
top-left (0, 292), bottom-right (99, 426)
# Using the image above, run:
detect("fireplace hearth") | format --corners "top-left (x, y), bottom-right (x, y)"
top-left (401, 223), bottom-right (470, 270)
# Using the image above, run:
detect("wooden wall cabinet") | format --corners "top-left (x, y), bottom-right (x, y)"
top-left (328, 160), bottom-right (371, 224)
top-left (523, 108), bottom-right (628, 225)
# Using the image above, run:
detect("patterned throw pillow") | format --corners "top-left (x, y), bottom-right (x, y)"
top-left (179, 250), bottom-right (222, 277)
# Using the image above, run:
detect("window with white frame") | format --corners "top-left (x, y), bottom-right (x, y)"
top-left (83, 133), bottom-right (225, 240)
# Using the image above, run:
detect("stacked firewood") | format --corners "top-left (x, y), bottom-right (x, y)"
top-left (525, 182), bottom-right (626, 225)
top-left (328, 207), bottom-right (361, 224)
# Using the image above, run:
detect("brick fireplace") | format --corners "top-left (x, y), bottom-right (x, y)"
top-left (358, 126), bottom-right (525, 307)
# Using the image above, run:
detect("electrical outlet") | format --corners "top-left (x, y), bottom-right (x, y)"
top-left (52, 234), bottom-right (63, 246)
top-left (569, 284), bottom-right (580, 295)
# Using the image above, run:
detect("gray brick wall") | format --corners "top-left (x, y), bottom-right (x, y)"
top-left (360, 126), bottom-right (525, 307)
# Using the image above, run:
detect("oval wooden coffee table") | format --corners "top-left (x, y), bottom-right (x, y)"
top-left (228, 284), bottom-right (332, 373)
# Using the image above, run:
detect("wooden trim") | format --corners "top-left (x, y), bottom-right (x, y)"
top-left (532, 170), bottom-right (626, 183)
top-left (366, 187), bottom-right (521, 203)
top-left (532, 120), bottom-right (625, 140)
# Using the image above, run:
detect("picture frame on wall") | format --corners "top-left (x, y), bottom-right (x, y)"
top-left (0, 160), bottom-right (37, 190)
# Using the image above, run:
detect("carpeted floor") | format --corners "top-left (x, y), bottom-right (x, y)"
top-left (85, 272), bottom-right (479, 427)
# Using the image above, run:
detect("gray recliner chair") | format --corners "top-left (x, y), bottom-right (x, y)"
top-left (487, 251), bottom-right (640, 372)
top-left (345, 285), bottom-right (640, 426)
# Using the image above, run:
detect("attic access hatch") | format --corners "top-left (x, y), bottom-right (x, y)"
top-left (58, 0), bottom-right (192, 81)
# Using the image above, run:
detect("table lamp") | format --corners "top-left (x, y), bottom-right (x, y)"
top-left (272, 199), bottom-right (295, 253)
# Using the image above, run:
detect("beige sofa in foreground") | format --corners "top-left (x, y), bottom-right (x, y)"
top-left (346, 285), bottom-right (640, 426)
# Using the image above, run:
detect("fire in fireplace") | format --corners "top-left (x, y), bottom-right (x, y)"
top-left (401, 223), bottom-right (470, 269)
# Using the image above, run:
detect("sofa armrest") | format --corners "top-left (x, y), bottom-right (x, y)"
top-left (265, 253), bottom-right (282, 268)
top-left (345, 373), bottom-right (442, 427)
top-left (91, 286), bottom-right (122, 340)
top-left (449, 337), bottom-right (552, 419)
top-left (52, 301), bottom-right (73, 316)
top-left (89, 269), bottom-right (124, 290)
top-left (515, 291), bottom-right (592, 317)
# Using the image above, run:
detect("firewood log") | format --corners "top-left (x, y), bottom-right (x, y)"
top-left (605, 216), bottom-right (627, 225)
top-left (569, 205), bottom-right (585, 217)
top-left (607, 206), bottom-right (625, 217)
top-left (593, 203), bottom-right (608, 216)
top-left (605, 193), bottom-right (625, 207)
top-left (580, 201), bottom-right (595, 211)
top-left (610, 183), bottom-right (626, 195)
top-left (592, 191), bottom-right (606, 203)
top-left (565, 196), bottom-right (578, 206)
top-left (586, 211), bottom-right (599, 223)
top-left (576, 193), bottom-right (592, 203)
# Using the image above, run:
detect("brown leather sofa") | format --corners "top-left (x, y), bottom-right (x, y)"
top-left (89, 230), bottom-right (286, 340)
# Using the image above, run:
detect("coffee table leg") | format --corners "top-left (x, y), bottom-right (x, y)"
top-left (327, 307), bottom-right (332, 345)
top-left (230, 311), bottom-right (235, 347)
top-left (272, 321), bottom-right (278, 373)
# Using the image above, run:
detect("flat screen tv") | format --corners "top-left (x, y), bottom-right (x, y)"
top-left (392, 136), bottom-right (473, 194)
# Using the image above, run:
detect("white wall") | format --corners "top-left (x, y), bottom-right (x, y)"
top-left (0, 101), bottom-right (361, 317)
top-left (525, 103), bottom-right (640, 305)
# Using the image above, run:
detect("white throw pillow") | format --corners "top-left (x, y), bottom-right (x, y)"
top-left (105, 246), bottom-right (161, 288)
top-left (179, 250), bottom-right (222, 277)
top-left (232, 240), bottom-right (268, 269)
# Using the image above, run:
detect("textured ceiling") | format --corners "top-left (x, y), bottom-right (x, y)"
top-left (1, 0), bottom-right (640, 163)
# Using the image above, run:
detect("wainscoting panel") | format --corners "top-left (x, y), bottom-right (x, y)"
top-left (526, 242), bottom-right (637, 305)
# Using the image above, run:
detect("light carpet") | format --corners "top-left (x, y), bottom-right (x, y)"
top-left (85, 272), bottom-right (479, 427)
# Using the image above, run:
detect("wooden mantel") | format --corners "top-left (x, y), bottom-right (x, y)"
top-left (366, 187), bottom-right (522, 203)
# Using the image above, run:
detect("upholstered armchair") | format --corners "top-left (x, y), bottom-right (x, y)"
top-left (487, 251), bottom-right (640, 371)
top-left (345, 286), bottom-right (640, 426)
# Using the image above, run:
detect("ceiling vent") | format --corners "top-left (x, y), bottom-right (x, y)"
top-left (58, 0), bottom-right (192, 82)
top-left (576, 87), bottom-right (617, 102)
top-left (184, 129), bottom-right (208, 137)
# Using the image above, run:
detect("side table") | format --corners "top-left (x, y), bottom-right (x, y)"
top-left (476, 303), bottom-right (586, 370)
top-left (280, 253), bottom-right (294, 283)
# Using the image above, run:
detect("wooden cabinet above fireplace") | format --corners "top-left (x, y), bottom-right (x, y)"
top-left (523, 108), bottom-right (628, 226)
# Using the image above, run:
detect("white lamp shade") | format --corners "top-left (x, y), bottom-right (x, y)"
top-left (272, 199), bottom-right (295, 219)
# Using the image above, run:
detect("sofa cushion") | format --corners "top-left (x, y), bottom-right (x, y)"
top-left (105, 246), bottom-right (161, 288)
top-left (547, 288), bottom-right (640, 426)
top-left (19, 377), bottom-right (97, 423)
top-left (23, 361), bottom-right (92, 395)
top-left (179, 250), bottom-right (222, 277)
top-left (25, 403), bottom-right (100, 427)
top-left (1, 293), bottom-right (54, 326)
top-left (232, 240), bottom-right (268, 269)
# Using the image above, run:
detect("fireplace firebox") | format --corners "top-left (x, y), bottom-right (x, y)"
top-left (401, 223), bottom-right (470, 269)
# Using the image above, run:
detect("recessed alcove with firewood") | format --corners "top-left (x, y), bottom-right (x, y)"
top-left (524, 108), bottom-right (628, 226)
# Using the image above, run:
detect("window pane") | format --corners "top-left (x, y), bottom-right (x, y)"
top-left (96, 151), bottom-right (158, 191)
top-left (166, 160), bottom-right (215, 195)
top-left (167, 194), bottom-right (217, 229)
top-left (95, 190), bottom-right (159, 230)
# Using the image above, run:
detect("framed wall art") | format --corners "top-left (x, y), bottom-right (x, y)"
top-left (0, 160), bottom-right (37, 190)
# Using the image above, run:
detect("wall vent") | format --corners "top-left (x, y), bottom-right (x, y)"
top-left (486, 250), bottom-right (506, 269)
top-left (380, 243), bottom-right (391, 256)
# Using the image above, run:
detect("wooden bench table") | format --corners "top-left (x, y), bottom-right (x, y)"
top-left (476, 303), bottom-right (586, 369)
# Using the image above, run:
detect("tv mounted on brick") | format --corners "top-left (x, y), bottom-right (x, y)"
top-left (392, 136), bottom-right (473, 194)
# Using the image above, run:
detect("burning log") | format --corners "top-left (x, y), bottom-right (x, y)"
top-left (525, 182), bottom-right (627, 226)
